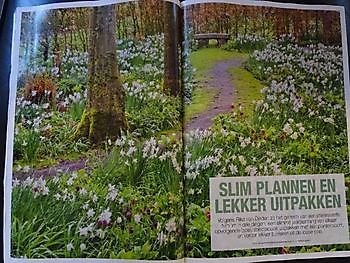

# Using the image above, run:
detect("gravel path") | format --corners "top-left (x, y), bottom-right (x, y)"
top-left (185, 58), bottom-right (244, 131)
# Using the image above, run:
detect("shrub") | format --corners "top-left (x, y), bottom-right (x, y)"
top-left (222, 34), bottom-right (267, 52)
top-left (58, 78), bottom-right (84, 97)
top-left (24, 74), bottom-right (56, 104)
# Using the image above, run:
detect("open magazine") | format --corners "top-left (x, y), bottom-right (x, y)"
top-left (3, 0), bottom-right (350, 262)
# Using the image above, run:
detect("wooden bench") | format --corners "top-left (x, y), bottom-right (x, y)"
top-left (194, 33), bottom-right (230, 48)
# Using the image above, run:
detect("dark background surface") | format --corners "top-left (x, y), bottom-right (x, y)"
top-left (1, 0), bottom-right (350, 262)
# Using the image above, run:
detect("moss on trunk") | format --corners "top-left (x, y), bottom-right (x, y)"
top-left (75, 5), bottom-right (127, 145)
top-left (75, 109), bottom-right (127, 144)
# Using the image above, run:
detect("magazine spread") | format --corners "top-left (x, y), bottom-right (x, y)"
top-left (2, 0), bottom-right (350, 262)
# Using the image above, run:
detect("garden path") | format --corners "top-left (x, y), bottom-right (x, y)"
top-left (14, 58), bottom-right (245, 179)
top-left (185, 58), bottom-right (244, 131)
top-left (14, 159), bottom-right (87, 180)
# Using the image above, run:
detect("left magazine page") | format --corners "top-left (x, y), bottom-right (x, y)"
top-left (3, 0), bottom-right (184, 262)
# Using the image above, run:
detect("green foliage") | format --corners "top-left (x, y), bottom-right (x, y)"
top-left (58, 78), bottom-right (84, 96)
top-left (185, 87), bottom-right (216, 123)
top-left (223, 35), bottom-right (268, 53)
top-left (185, 38), bottom-right (350, 257)
top-left (190, 48), bottom-right (246, 81)
top-left (12, 153), bottom-right (184, 259)
top-left (127, 98), bottom-right (181, 137)
top-left (229, 66), bottom-right (264, 115)
top-left (14, 128), bottom-right (41, 164)
top-left (69, 100), bottom-right (85, 121)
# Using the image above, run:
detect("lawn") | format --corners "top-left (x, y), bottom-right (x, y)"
top-left (185, 48), bottom-right (248, 122)
top-left (229, 67), bottom-right (264, 115)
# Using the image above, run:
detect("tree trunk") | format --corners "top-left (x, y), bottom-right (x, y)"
top-left (163, 1), bottom-right (180, 96)
top-left (75, 5), bottom-right (127, 144)
top-left (322, 11), bottom-right (332, 44)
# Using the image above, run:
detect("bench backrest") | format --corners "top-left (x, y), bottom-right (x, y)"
top-left (194, 33), bottom-right (230, 40)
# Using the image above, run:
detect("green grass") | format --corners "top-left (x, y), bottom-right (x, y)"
top-left (229, 67), bottom-right (264, 115)
top-left (185, 87), bottom-right (216, 123)
top-left (185, 48), bottom-right (248, 122)
top-left (190, 48), bottom-right (247, 81)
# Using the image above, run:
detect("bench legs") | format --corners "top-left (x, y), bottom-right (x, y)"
top-left (195, 38), bottom-right (229, 48)
top-left (218, 39), bottom-right (227, 47)
top-left (197, 39), bottom-right (208, 48)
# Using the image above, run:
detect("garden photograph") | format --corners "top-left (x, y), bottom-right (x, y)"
top-left (9, 0), bottom-right (184, 260)
top-left (183, 1), bottom-right (350, 258)
top-left (5, 0), bottom-right (350, 261)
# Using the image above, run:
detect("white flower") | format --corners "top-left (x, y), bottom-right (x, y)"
top-left (32, 178), bottom-right (49, 196)
top-left (290, 132), bottom-right (298, 140)
top-left (229, 164), bottom-right (238, 175)
top-left (117, 217), bottom-right (122, 223)
top-left (79, 223), bottom-right (94, 237)
top-left (22, 177), bottom-right (33, 187)
top-left (54, 193), bottom-right (61, 200)
top-left (126, 146), bottom-right (137, 157)
top-left (12, 179), bottom-right (20, 187)
top-left (67, 177), bottom-right (74, 186)
top-left (96, 229), bottom-right (105, 239)
top-left (98, 208), bottom-right (112, 226)
top-left (87, 209), bottom-right (95, 218)
top-left (42, 103), bottom-right (50, 109)
top-left (115, 137), bottom-right (125, 146)
top-left (52, 176), bottom-right (60, 184)
top-left (324, 117), bottom-right (335, 124)
top-left (79, 227), bottom-right (89, 236)
top-left (70, 172), bottom-right (77, 179)
top-left (79, 188), bottom-right (87, 196)
top-left (134, 214), bottom-right (142, 223)
top-left (239, 137), bottom-right (251, 148)
top-left (238, 155), bottom-right (246, 166)
top-left (157, 231), bottom-right (167, 245)
top-left (23, 166), bottom-right (31, 173)
top-left (283, 123), bottom-right (293, 135)
top-left (165, 218), bottom-right (177, 232)
top-left (42, 186), bottom-right (49, 195)
top-left (67, 243), bottom-right (74, 251)
top-left (82, 202), bottom-right (89, 210)
top-left (106, 184), bottom-right (118, 201)
top-left (245, 165), bottom-right (258, 176)
top-left (80, 243), bottom-right (86, 251)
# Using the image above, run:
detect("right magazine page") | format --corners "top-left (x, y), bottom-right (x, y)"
top-left (182, 0), bottom-right (350, 260)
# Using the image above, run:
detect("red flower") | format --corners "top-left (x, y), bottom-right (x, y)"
top-left (125, 209), bottom-right (132, 221)
top-left (97, 219), bottom-right (109, 227)
top-left (278, 247), bottom-right (289, 254)
top-left (205, 211), bottom-right (211, 221)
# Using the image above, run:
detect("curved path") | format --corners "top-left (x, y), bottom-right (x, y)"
top-left (14, 58), bottom-right (244, 180)
top-left (185, 58), bottom-right (244, 131)
top-left (14, 159), bottom-right (87, 180)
